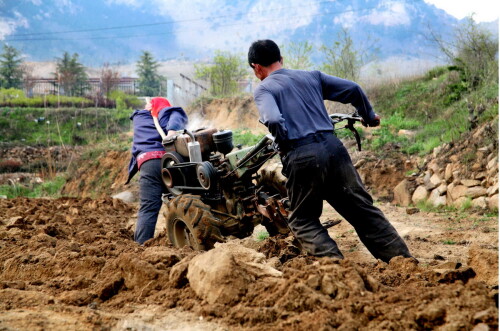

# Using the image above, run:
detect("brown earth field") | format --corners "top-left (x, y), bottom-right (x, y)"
top-left (0, 191), bottom-right (498, 330)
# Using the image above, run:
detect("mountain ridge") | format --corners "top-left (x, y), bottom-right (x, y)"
top-left (1, 0), bottom-right (498, 67)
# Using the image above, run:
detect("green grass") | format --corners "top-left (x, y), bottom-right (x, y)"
top-left (255, 230), bottom-right (270, 242)
top-left (367, 65), bottom-right (498, 156)
top-left (0, 176), bottom-right (66, 198)
top-left (459, 197), bottom-right (473, 211)
top-left (442, 239), bottom-right (456, 245)
top-left (0, 107), bottom-right (132, 146)
top-left (232, 129), bottom-right (264, 146)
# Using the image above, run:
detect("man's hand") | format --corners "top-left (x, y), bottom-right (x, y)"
top-left (361, 114), bottom-right (381, 127)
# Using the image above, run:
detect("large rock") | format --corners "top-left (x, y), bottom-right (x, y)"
top-left (466, 186), bottom-right (488, 199)
top-left (187, 242), bottom-right (282, 305)
top-left (393, 179), bottom-right (412, 206)
top-left (487, 156), bottom-right (497, 170)
top-left (488, 194), bottom-right (498, 210)
top-left (428, 189), bottom-right (446, 207)
top-left (427, 159), bottom-right (441, 175)
top-left (412, 186), bottom-right (429, 204)
top-left (436, 183), bottom-right (447, 195)
top-left (444, 163), bottom-right (454, 182)
top-left (461, 179), bottom-right (481, 187)
top-left (487, 183), bottom-right (498, 196)
top-left (472, 197), bottom-right (488, 209)
top-left (449, 185), bottom-right (467, 201)
top-left (423, 172), bottom-right (440, 191)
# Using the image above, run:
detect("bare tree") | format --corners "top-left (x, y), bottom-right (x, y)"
top-left (429, 15), bottom-right (498, 89)
top-left (21, 63), bottom-right (38, 97)
top-left (195, 50), bottom-right (246, 97)
top-left (100, 63), bottom-right (120, 98)
top-left (320, 27), bottom-right (378, 81)
top-left (282, 41), bottom-right (314, 70)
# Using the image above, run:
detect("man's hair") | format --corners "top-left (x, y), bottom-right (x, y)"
top-left (248, 39), bottom-right (281, 68)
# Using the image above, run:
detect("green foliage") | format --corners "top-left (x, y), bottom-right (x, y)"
top-left (281, 41), bottom-right (314, 70)
top-left (55, 52), bottom-right (88, 96)
top-left (0, 44), bottom-right (24, 89)
top-left (0, 88), bottom-right (25, 100)
top-left (460, 197), bottom-right (473, 211)
top-left (195, 50), bottom-right (247, 97)
top-left (255, 230), bottom-right (270, 242)
top-left (433, 16), bottom-right (498, 90)
top-left (0, 89), bottom-right (93, 107)
top-left (0, 107), bottom-right (131, 146)
top-left (109, 90), bottom-right (143, 110)
top-left (321, 28), bottom-right (363, 81)
top-left (442, 239), bottom-right (456, 245)
top-left (444, 78), bottom-right (468, 106)
top-left (425, 66), bottom-right (449, 80)
top-left (136, 51), bottom-right (164, 97)
top-left (232, 129), bottom-right (264, 146)
top-left (367, 59), bottom-right (497, 156)
top-left (0, 176), bottom-right (66, 198)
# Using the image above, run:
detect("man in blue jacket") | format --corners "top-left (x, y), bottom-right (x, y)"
top-left (248, 39), bottom-right (412, 262)
top-left (127, 97), bottom-right (188, 244)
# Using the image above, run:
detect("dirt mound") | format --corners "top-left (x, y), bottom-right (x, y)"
top-left (187, 95), bottom-right (267, 133)
top-left (61, 149), bottom-right (135, 199)
top-left (0, 197), bottom-right (497, 330)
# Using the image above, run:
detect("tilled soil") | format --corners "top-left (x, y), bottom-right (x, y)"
top-left (0, 197), bottom-right (497, 330)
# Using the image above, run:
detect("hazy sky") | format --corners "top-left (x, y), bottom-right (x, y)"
top-left (424, 0), bottom-right (499, 22)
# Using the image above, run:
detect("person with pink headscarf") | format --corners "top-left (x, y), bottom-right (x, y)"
top-left (126, 97), bottom-right (188, 244)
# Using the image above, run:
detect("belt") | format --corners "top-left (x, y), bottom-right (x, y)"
top-left (279, 131), bottom-right (332, 154)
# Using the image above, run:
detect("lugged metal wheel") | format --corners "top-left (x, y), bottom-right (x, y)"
top-left (163, 194), bottom-right (223, 250)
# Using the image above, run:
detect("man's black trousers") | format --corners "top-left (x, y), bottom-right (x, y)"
top-left (280, 132), bottom-right (412, 262)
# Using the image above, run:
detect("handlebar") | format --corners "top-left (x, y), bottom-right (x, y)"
top-left (329, 112), bottom-right (363, 151)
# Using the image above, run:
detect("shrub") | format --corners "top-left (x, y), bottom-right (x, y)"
top-left (0, 176), bottom-right (66, 198)
top-left (0, 94), bottom-right (94, 107)
top-left (232, 129), bottom-right (264, 146)
top-left (109, 90), bottom-right (143, 110)
top-left (0, 88), bottom-right (25, 100)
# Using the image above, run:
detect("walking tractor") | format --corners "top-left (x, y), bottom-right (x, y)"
top-left (159, 112), bottom-right (363, 250)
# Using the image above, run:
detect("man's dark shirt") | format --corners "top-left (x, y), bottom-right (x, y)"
top-left (253, 68), bottom-right (376, 144)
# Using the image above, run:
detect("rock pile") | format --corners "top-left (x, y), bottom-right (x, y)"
top-left (0, 145), bottom-right (82, 172)
top-left (393, 123), bottom-right (498, 210)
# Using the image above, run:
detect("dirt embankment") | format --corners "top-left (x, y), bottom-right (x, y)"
top-left (187, 95), bottom-right (267, 134)
top-left (61, 150), bottom-right (133, 199)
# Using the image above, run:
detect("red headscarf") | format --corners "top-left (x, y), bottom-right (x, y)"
top-left (150, 97), bottom-right (172, 118)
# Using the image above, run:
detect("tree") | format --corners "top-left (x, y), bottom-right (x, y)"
top-left (100, 63), bottom-right (120, 98)
top-left (0, 44), bottom-right (24, 89)
top-left (136, 51), bottom-right (163, 97)
top-left (430, 16), bottom-right (498, 89)
top-left (21, 63), bottom-right (38, 97)
top-left (281, 41), bottom-right (314, 70)
top-left (320, 28), bottom-right (362, 81)
top-left (55, 52), bottom-right (88, 96)
top-left (195, 50), bottom-right (246, 97)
